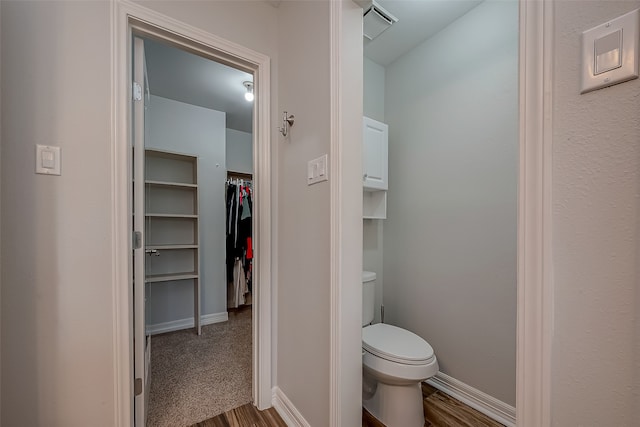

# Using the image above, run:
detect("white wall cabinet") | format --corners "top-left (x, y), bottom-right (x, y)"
top-left (145, 148), bottom-right (201, 335)
top-left (363, 116), bottom-right (388, 190)
top-left (363, 117), bottom-right (388, 219)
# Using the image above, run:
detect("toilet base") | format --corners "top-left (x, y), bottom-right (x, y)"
top-left (362, 378), bottom-right (425, 427)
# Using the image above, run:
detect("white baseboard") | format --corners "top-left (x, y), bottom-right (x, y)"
top-left (146, 311), bottom-right (229, 335)
top-left (426, 373), bottom-right (516, 427)
top-left (272, 386), bottom-right (311, 427)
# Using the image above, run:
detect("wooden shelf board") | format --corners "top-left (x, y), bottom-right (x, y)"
top-left (145, 272), bottom-right (198, 283)
top-left (145, 213), bottom-right (198, 218)
top-left (146, 244), bottom-right (198, 250)
top-left (145, 148), bottom-right (197, 161)
top-left (145, 180), bottom-right (197, 189)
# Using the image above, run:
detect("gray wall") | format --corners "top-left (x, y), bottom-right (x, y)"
top-left (383, 0), bottom-right (518, 406)
top-left (363, 57), bottom-right (385, 324)
top-left (146, 95), bottom-right (227, 326)
top-left (1, 1), bottom-right (116, 424)
top-left (226, 128), bottom-right (253, 174)
top-left (276, 2), bottom-right (331, 425)
top-left (0, 2), bottom-right (279, 424)
top-left (4, 0), bottom-right (638, 425)
top-left (363, 57), bottom-right (385, 123)
top-left (552, 1), bottom-right (640, 424)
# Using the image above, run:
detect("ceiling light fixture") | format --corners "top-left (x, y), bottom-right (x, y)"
top-left (243, 81), bottom-right (254, 102)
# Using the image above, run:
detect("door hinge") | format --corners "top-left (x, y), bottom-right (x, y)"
top-left (133, 231), bottom-right (142, 249)
top-left (133, 82), bottom-right (142, 101)
top-left (134, 378), bottom-right (143, 396)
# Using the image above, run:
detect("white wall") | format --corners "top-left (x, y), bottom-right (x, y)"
top-left (1, 1), bottom-right (115, 425)
top-left (0, 3), bottom-right (3, 420)
top-left (226, 128), bottom-right (253, 174)
top-left (363, 57), bottom-right (385, 123)
top-left (0, 1), bottom-right (279, 425)
top-left (4, 0), bottom-right (640, 425)
top-left (383, 0), bottom-right (518, 406)
top-left (338, 2), bottom-right (365, 425)
top-left (146, 95), bottom-right (227, 326)
top-left (551, 1), bottom-right (640, 424)
top-left (363, 57), bottom-right (385, 324)
top-left (276, 1), bottom-right (331, 425)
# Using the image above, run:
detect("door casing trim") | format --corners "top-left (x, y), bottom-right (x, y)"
top-left (111, 1), bottom-right (273, 424)
top-left (516, 0), bottom-right (554, 425)
top-left (110, 0), bottom-right (554, 425)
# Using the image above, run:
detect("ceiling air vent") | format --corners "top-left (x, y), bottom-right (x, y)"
top-left (363, 1), bottom-right (398, 41)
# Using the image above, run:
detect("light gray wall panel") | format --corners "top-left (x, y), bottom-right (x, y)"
top-left (552, 1), bottom-right (640, 425)
top-left (383, 0), bottom-right (518, 406)
top-left (363, 56), bottom-right (386, 324)
top-left (226, 128), bottom-right (253, 174)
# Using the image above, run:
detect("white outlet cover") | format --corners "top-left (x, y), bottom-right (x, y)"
top-left (581, 8), bottom-right (639, 94)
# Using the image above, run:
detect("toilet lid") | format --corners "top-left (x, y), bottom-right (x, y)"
top-left (362, 323), bottom-right (435, 365)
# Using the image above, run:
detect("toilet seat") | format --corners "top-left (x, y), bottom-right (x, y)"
top-left (363, 323), bottom-right (435, 366)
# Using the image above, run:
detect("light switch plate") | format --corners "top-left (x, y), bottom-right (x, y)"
top-left (36, 144), bottom-right (61, 176)
top-left (307, 154), bottom-right (328, 185)
top-left (581, 8), bottom-right (639, 94)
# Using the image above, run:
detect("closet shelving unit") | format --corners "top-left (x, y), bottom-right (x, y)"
top-left (144, 148), bottom-right (201, 335)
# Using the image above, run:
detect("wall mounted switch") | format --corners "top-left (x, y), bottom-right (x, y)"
top-left (581, 8), bottom-right (639, 94)
top-left (307, 154), bottom-right (328, 185)
top-left (36, 145), bottom-right (61, 176)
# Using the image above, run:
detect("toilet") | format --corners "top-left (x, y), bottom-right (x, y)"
top-left (362, 271), bottom-right (438, 427)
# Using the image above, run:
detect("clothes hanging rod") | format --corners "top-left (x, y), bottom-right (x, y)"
top-left (227, 171), bottom-right (253, 180)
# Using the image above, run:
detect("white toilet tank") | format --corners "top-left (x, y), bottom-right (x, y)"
top-left (362, 271), bottom-right (376, 326)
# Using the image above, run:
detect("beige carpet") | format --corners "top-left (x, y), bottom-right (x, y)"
top-left (147, 307), bottom-right (253, 427)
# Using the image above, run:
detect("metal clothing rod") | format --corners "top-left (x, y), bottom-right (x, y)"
top-left (227, 170), bottom-right (253, 180)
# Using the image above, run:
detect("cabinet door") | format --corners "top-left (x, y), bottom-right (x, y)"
top-left (363, 117), bottom-right (388, 190)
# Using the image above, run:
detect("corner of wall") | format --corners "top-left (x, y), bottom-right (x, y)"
top-left (0, 0), bottom-right (3, 420)
top-left (271, 386), bottom-right (312, 427)
top-left (362, 56), bottom-right (386, 324)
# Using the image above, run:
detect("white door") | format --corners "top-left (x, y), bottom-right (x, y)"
top-left (133, 36), bottom-right (150, 427)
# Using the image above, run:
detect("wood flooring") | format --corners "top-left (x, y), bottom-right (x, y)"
top-left (189, 403), bottom-right (287, 427)
top-left (362, 383), bottom-right (504, 427)
top-left (422, 383), bottom-right (504, 427)
top-left (191, 381), bottom-right (503, 427)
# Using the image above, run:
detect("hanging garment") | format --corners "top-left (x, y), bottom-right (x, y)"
top-left (226, 183), bottom-right (238, 283)
top-left (233, 259), bottom-right (246, 308)
top-left (241, 186), bottom-right (252, 220)
top-left (246, 236), bottom-right (253, 260)
top-left (226, 179), bottom-right (255, 307)
top-left (234, 185), bottom-right (243, 258)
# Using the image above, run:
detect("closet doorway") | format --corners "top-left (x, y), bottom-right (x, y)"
top-left (130, 27), bottom-right (268, 427)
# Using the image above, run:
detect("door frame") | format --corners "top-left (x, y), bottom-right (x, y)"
top-left (110, 0), bottom-right (554, 425)
top-left (111, 1), bottom-right (273, 424)
top-left (324, 0), bottom-right (555, 425)
top-left (515, 0), bottom-right (553, 425)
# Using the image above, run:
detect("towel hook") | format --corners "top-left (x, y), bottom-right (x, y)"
top-left (279, 111), bottom-right (295, 137)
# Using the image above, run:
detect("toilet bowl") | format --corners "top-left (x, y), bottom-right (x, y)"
top-left (362, 272), bottom-right (438, 427)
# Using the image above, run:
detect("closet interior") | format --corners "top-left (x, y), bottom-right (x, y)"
top-left (226, 171), bottom-right (254, 310)
top-left (142, 36), bottom-right (255, 336)
top-left (140, 36), bottom-right (256, 426)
